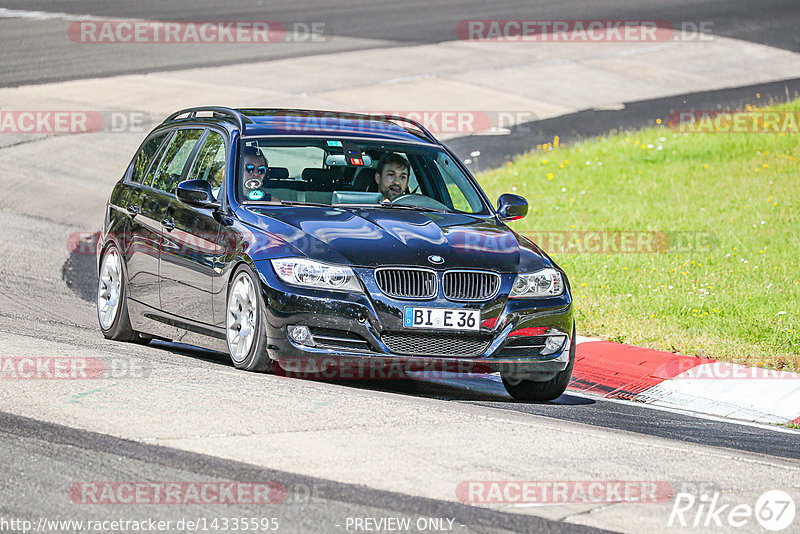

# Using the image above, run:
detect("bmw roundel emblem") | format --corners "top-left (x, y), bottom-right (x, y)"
top-left (428, 255), bottom-right (444, 265)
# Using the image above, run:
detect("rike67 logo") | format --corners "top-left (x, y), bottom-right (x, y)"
top-left (668, 490), bottom-right (796, 531)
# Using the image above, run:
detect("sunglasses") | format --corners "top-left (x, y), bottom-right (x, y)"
top-left (245, 164), bottom-right (268, 175)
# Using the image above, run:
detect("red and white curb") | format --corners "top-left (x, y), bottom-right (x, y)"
top-left (571, 336), bottom-right (800, 426)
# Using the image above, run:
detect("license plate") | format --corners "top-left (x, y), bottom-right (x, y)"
top-left (403, 307), bottom-right (480, 331)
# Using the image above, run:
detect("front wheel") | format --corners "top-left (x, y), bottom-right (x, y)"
top-left (226, 264), bottom-right (273, 373)
top-left (501, 326), bottom-right (576, 401)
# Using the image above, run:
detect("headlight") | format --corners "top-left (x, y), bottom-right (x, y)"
top-left (271, 258), bottom-right (362, 292)
top-left (509, 268), bottom-right (564, 298)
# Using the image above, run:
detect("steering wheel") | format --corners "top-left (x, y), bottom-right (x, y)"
top-left (390, 193), bottom-right (415, 204)
top-left (391, 193), bottom-right (450, 211)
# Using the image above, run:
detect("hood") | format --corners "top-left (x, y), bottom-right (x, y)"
top-left (241, 205), bottom-right (548, 273)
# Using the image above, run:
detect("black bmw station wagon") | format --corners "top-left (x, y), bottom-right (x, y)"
top-left (98, 107), bottom-right (575, 400)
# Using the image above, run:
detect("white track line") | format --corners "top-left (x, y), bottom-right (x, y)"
top-left (0, 8), bottom-right (128, 22)
top-left (567, 389), bottom-right (800, 435)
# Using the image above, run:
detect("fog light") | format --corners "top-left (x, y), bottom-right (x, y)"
top-left (541, 335), bottom-right (566, 356)
top-left (288, 325), bottom-right (315, 346)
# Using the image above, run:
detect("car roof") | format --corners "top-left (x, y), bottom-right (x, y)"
top-left (161, 107), bottom-right (440, 145)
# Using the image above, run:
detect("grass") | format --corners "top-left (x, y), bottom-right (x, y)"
top-left (476, 99), bottom-right (800, 371)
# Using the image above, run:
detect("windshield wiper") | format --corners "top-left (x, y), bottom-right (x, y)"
top-left (276, 200), bottom-right (331, 208)
top-left (366, 203), bottom-right (450, 214)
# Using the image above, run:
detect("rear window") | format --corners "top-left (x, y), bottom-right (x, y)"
top-left (130, 132), bottom-right (168, 184)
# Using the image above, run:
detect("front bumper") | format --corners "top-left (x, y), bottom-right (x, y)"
top-left (255, 262), bottom-right (574, 375)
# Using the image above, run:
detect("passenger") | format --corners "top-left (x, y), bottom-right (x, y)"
top-left (374, 152), bottom-right (410, 202)
top-left (242, 146), bottom-right (270, 201)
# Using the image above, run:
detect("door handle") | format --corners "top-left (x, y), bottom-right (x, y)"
top-left (127, 204), bottom-right (140, 217)
top-left (161, 217), bottom-right (175, 231)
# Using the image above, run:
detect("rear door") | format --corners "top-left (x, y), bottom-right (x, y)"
top-left (124, 129), bottom-right (173, 310)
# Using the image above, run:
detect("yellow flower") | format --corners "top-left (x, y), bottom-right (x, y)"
top-left (547, 173), bottom-right (554, 180)
top-left (656, 118), bottom-right (662, 124)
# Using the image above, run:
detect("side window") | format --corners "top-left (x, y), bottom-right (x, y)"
top-left (130, 132), bottom-right (168, 184)
top-left (142, 131), bottom-right (174, 187)
top-left (151, 129), bottom-right (204, 194)
top-left (187, 131), bottom-right (226, 199)
top-left (433, 154), bottom-right (482, 213)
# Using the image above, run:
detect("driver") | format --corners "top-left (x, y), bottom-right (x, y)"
top-left (374, 153), bottom-right (410, 202)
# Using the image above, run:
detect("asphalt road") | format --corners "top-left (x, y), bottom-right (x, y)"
top-left (0, 411), bottom-right (607, 534)
top-left (0, 2), bottom-right (798, 533)
top-left (1, 0), bottom-right (799, 86)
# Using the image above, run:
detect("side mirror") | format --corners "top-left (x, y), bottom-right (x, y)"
top-left (176, 179), bottom-right (219, 209)
top-left (496, 193), bottom-right (528, 222)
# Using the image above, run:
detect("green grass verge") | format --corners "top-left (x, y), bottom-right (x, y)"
top-left (476, 99), bottom-right (799, 371)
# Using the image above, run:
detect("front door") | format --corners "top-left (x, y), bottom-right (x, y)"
top-left (159, 130), bottom-right (227, 326)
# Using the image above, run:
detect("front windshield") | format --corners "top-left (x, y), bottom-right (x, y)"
top-left (237, 138), bottom-right (489, 215)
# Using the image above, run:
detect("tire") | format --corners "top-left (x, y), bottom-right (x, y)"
top-left (225, 264), bottom-right (273, 373)
top-left (501, 325), bottom-right (576, 402)
top-left (97, 243), bottom-right (143, 342)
